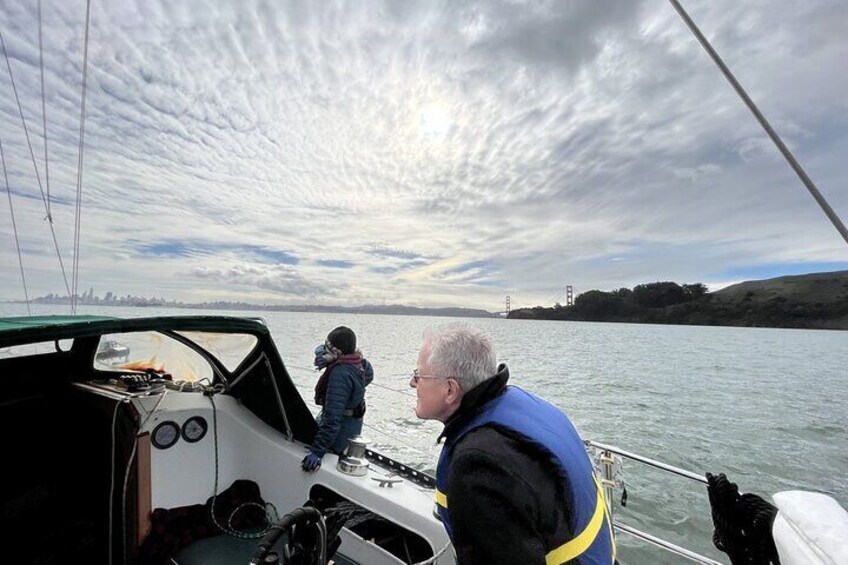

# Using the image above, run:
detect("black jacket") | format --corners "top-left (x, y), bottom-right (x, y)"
top-left (438, 366), bottom-right (576, 565)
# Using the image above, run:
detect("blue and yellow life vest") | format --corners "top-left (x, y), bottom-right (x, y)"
top-left (435, 386), bottom-right (616, 565)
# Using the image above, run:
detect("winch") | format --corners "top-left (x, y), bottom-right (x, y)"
top-left (336, 436), bottom-right (370, 477)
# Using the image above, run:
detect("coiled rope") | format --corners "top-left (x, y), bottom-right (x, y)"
top-left (706, 472), bottom-right (780, 565)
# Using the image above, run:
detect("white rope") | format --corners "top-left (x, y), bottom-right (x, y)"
top-left (413, 540), bottom-right (453, 565)
top-left (107, 399), bottom-right (121, 565)
top-left (121, 391), bottom-right (168, 563)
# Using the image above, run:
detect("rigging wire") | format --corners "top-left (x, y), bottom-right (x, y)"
top-left (0, 138), bottom-right (31, 315)
top-left (287, 362), bottom-right (417, 398)
top-left (38, 0), bottom-right (51, 219)
top-left (669, 0), bottom-right (848, 246)
top-left (286, 364), bottom-right (431, 458)
top-left (369, 379), bottom-right (416, 398)
top-left (71, 0), bottom-right (92, 315)
top-left (298, 397), bottom-right (434, 459)
top-left (0, 26), bottom-right (72, 299)
top-left (362, 421), bottom-right (434, 457)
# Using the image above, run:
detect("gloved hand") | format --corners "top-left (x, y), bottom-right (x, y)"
top-left (313, 344), bottom-right (335, 370)
top-left (301, 452), bottom-right (322, 472)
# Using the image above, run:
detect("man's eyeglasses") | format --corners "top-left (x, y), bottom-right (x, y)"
top-left (411, 368), bottom-right (448, 383)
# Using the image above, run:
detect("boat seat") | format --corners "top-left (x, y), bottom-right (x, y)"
top-left (170, 532), bottom-right (361, 565)
top-left (171, 533), bottom-right (287, 565)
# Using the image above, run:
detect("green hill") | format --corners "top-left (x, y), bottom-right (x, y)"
top-left (509, 271), bottom-right (848, 330)
top-left (713, 271), bottom-right (848, 305)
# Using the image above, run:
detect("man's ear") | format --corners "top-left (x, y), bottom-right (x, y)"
top-left (445, 378), bottom-right (463, 406)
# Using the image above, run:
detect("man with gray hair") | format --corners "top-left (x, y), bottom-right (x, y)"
top-left (412, 323), bottom-right (615, 565)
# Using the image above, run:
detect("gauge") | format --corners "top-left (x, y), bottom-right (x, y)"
top-left (152, 421), bottom-right (180, 449)
top-left (181, 416), bottom-right (208, 443)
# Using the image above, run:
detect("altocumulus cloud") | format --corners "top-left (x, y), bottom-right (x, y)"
top-left (191, 264), bottom-right (332, 297)
top-left (0, 0), bottom-right (846, 309)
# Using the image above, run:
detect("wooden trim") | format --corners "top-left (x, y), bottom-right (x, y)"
top-left (136, 432), bottom-right (152, 546)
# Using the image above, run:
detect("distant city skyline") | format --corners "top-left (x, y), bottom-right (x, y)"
top-left (2, 1), bottom-right (846, 310)
top-left (19, 289), bottom-right (496, 318)
top-left (29, 289), bottom-right (178, 306)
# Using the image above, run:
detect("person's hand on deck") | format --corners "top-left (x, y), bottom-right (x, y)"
top-left (301, 452), bottom-right (322, 472)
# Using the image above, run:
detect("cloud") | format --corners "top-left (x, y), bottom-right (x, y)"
top-left (367, 246), bottom-right (431, 261)
top-left (191, 263), bottom-right (332, 297)
top-left (1, 0), bottom-right (845, 310)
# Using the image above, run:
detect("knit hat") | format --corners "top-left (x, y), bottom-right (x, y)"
top-left (327, 326), bottom-right (356, 355)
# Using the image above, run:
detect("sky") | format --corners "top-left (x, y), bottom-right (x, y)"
top-left (1, 0), bottom-right (846, 311)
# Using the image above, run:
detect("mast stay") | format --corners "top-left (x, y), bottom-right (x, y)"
top-left (669, 0), bottom-right (848, 247)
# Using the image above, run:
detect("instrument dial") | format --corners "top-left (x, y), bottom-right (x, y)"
top-left (152, 421), bottom-right (180, 449)
top-left (181, 416), bottom-right (208, 443)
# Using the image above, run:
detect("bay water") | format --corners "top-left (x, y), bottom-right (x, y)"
top-left (3, 303), bottom-right (846, 564)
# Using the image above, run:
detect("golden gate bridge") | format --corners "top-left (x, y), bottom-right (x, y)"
top-left (494, 286), bottom-right (574, 317)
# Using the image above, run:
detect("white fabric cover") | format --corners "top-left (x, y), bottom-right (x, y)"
top-left (772, 490), bottom-right (848, 565)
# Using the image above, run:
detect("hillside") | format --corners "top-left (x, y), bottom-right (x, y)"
top-left (712, 271), bottom-right (848, 305)
top-left (509, 271), bottom-right (848, 330)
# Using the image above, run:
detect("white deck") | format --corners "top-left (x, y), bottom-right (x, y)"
top-left (123, 387), bottom-right (453, 565)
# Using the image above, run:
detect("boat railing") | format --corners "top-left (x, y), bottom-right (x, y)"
top-left (586, 440), bottom-right (725, 565)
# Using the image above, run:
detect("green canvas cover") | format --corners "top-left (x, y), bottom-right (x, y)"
top-left (0, 315), bottom-right (271, 348)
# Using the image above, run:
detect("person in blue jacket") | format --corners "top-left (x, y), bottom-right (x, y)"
top-left (411, 323), bottom-right (616, 565)
top-left (302, 326), bottom-right (374, 472)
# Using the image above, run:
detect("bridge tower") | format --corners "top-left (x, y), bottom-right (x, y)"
top-left (566, 285), bottom-right (573, 306)
top-left (505, 295), bottom-right (511, 316)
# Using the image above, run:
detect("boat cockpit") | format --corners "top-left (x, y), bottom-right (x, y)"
top-left (0, 315), bottom-right (450, 565)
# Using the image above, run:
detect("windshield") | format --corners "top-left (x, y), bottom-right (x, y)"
top-left (93, 330), bottom-right (258, 381)
top-left (174, 331), bottom-right (258, 372)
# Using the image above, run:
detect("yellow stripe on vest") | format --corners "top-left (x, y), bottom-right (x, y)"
top-left (435, 488), bottom-right (448, 508)
top-left (437, 478), bottom-right (613, 564)
top-left (544, 476), bottom-right (607, 565)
